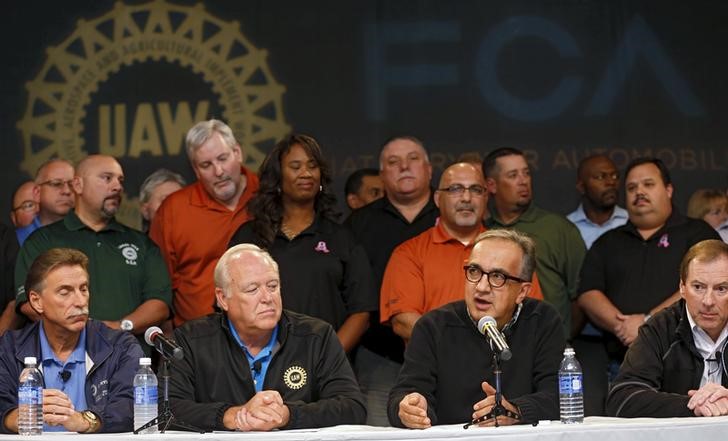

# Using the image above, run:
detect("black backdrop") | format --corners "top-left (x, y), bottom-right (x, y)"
top-left (2, 0), bottom-right (727, 229)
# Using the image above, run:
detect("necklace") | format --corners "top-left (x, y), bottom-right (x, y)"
top-left (280, 220), bottom-right (313, 240)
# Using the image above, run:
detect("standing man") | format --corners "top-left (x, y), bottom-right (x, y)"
top-left (1, 248), bottom-right (142, 433)
top-left (566, 154), bottom-right (628, 415)
top-left (388, 230), bottom-right (565, 427)
top-left (16, 160), bottom-right (76, 245)
top-left (138, 168), bottom-right (186, 233)
top-left (578, 158), bottom-right (720, 377)
top-left (15, 155), bottom-right (172, 340)
top-left (483, 147), bottom-right (586, 338)
top-left (345, 168), bottom-right (384, 210)
top-left (150, 119), bottom-right (259, 327)
top-left (607, 239), bottom-right (728, 417)
top-left (169, 244), bottom-right (365, 431)
top-left (10, 182), bottom-right (38, 229)
top-left (345, 136), bottom-right (438, 425)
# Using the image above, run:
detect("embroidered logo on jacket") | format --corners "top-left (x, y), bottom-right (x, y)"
top-left (283, 365), bottom-right (307, 390)
top-left (118, 243), bottom-right (139, 265)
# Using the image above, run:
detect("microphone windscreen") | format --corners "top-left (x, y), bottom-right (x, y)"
top-left (144, 326), bottom-right (163, 346)
top-left (477, 316), bottom-right (497, 335)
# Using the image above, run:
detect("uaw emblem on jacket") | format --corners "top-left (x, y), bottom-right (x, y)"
top-left (283, 365), bottom-right (307, 390)
top-left (89, 379), bottom-right (109, 403)
top-left (118, 243), bottom-right (139, 265)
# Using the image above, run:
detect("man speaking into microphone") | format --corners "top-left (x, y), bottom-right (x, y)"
top-left (388, 229), bottom-right (565, 427)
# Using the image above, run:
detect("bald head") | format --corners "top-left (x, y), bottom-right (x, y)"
top-left (73, 155), bottom-right (124, 223)
top-left (11, 181), bottom-right (38, 227)
top-left (435, 162), bottom-right (487, 237)
top-left (576, 154), bottom-right (619, 210)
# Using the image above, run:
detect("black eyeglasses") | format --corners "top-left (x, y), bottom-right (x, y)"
top-left (437, 184), bottom-right (487, 196)
top-left (38, 179), bottom-right (74, 190)
top-left (463, 265), bottom-right (525, 287)
top-left (12, 200), bottom-right (37, 212)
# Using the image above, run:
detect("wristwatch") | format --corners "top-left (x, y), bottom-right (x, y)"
top-left (81, 410), bottom-right (101, 433)
top-left (120, 319), bottom-right (134, 332)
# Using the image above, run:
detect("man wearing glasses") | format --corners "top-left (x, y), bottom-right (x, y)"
top-left (388, 229), bottom-right (565, 427)
top-left (10, 182), bottom-right (38, 230)
top-left (15, 159), bottom-right (75, 246)
top-left (608, 239), bottom-right (728, 417)
top-left (380, 162), bottom-right (542, 345)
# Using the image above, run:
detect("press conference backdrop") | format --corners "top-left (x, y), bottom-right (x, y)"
top-left (2, 0), bottom-right (727, 228)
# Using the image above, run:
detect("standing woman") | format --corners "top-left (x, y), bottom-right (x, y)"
top-left (229, 134), bottom-right (376, 352)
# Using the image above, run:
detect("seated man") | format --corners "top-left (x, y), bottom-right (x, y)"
top-left (0, 248), bottom-right (142, 434)
top-left (607, 239), bottom-right (728, 417)
top-left (388, 229), bottom-right (565, 428)
top-left (169, 244), bottom-right (366, 431)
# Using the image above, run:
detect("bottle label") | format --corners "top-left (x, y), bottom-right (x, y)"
top-left (134, 386), bottom-right (158, 405)
top-left (559, 373), bottom-right (583, 394)
top-left (18, 386), bottom-right (42, 405)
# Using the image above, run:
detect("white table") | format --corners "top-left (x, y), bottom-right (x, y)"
top-left (6, 416), bottom-right (728, 440)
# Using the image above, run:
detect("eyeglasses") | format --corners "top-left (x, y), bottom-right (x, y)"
top-left (591, 172), bottom-right (619, 181)
top-left (12, 200), bottom-right (37, 212)
top-left (463, 265), bottom-right (525, 287)
top-left (38, 179), bottom-right (74, 190)
top-left (437, 184), bottom-right (487, 196)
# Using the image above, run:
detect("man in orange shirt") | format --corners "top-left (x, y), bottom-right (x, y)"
top-left (150, 120), bottom-right (259, 326)
top-left (381, 162), bottom-right (542, 344)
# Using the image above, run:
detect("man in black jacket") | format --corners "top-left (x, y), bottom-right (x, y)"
top-left (388, 229), bottom-right (565, 428)
top-left (607, 239), bottom-right (728, 417)
top-left (168, 243), bottom-right (366, 431)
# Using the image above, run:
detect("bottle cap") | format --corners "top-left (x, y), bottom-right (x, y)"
top-left (564, 346), bottom-right (575, 355)
top-left (139, 357), bottom-right (152, 366)
top-left (23, 356), bottom-right (37, 365)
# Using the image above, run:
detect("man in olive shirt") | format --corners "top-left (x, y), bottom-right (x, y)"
top-left (15, 155), bottom-right (172, 339)
top-left (483, 147), bottom-right (586, 338)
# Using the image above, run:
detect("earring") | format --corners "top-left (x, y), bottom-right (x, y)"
top-left (319, 185), bottom-right (323, 192)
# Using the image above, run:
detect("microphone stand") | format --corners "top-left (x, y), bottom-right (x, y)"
top-left (134, 355), bottom-right (206, 434)
top-left (464, 343), bottom-right (521, 429)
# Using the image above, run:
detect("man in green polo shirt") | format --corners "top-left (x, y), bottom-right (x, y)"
top-left (482, 147), bottom-right (586, 338)
top-left (15, 155), bottom-right (172, 341)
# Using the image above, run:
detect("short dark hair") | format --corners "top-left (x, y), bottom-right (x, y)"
top-left (482, 147), bottom-right (525, 178)
top-left (378, 136), bottom-right (429, 167)
top-left (345, 168), bottom-right (379, 197)
top-left (680, 239), bottom-right (728, 282)
top-left (624, 157), bottom-right (671, 186)
top-left (25, 248), bottom-right (89, 296)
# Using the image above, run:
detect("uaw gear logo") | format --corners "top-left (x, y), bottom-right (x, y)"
top-left (118, 243), bottom-right (140, 265)
top-left (283, 365), bottom-right (307, 390)
top-left (17, 0), bottom-right (290, 228)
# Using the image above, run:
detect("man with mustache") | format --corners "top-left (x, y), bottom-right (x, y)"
top-left (380, 162), bottom-right (543, 344)
top-left (483, 148), bottom-right (586, 339)
top-left (388, 229), bottom-right (565, 427)
top-left (0, 248), bottom-right (143, 433)
top-left (578, 157), bottom-right (719, 379)
top-left (150, 119), bottom-right (259, 327)
top-left (14, 155), bottom-right (172, 348)
top-left (608, 239), bottom-right (728, 417)
top-left (566, 154), bottom-right (628, 415)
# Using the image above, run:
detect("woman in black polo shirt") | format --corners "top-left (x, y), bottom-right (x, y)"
top-left (229, 134), bottom-right (376, 352)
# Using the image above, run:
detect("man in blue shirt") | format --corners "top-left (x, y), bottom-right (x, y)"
top-left (0, 248), bottom-right (142, 434)
top-left (566, 154), bottom-right (628, 416)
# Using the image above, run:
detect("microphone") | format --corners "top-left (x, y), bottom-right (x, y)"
top-left (144, 326), bottom-right (184, 360)
top-left (477, 316), bottom-right (512, 361)
top-left (60, 371), bottom-right (71, 382)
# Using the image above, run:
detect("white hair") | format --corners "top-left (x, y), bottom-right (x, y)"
top-left (214, 243), bottom-right (279, 298)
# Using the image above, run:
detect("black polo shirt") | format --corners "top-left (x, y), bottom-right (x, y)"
top-left (344, 195), bottom-right (439, 361)
top-left (229, 215), bottom-right (377, 331)
top-left (579, 208), bottom-right (720, 314)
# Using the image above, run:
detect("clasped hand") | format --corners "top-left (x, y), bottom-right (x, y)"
top-left (227, 390), bottom-right (290, 431)
top-left (687, 383), bottom-right (728, 417)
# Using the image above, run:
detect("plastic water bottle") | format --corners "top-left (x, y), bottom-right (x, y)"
top-left (18, 356), bottom-right (43, 436)
top-left (133, 357), bottom-right (158, 434)
top-left (558, 346), bottom-right (584, 424)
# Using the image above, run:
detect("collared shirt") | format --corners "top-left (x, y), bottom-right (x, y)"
top-left (227, 318), bottom-right (279, 392)
top-left (487, 203), bottom-right (586, 337)
top-left (567, 204), bottom-right (629, 249)
top-left (685, 305), bottom-right (728, 387)
top-left (39, 322), bottom-right (88, 432)
top-left (718, 219), bottom-right (728, 243)
top-left (15, 216), bottom-right (42, 246)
